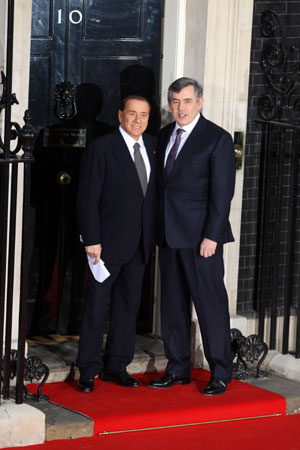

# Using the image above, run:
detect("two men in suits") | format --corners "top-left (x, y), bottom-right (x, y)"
top-left (149, 77), bottom-right (235, 395)
top-left (76, 96), bottom-right (156, 392)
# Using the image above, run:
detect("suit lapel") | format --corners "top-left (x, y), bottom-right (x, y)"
top-left (158, 124), bottom-right (175, 182)
top-left (167, 116), bottom-right (206, 182)
top-left (112, 131), bottom-right (144, 197)
top-left (143, 134), bottom-right (155, 191)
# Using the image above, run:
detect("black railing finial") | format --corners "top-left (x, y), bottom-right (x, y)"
top-left (20, 110), bottom-right (36, 160)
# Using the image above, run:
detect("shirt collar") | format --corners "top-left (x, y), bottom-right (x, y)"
top-left (119, 125), bottom-right (144, 148)
top-left (174, 113), bottom-right (201, 134)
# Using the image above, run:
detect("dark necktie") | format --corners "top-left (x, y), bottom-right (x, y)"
top-left (133, 142), bottom-right (148, 196)
top-left (165, 128), bottom-right (184, 179)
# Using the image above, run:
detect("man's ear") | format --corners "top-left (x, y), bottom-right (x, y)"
top-left (198, 97), bottom-right (204, 111)
top-left (118, 109), bottom-right (122, 123)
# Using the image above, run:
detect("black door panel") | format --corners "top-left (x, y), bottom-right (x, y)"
top-left (30, 0), bottom-right (161, 131)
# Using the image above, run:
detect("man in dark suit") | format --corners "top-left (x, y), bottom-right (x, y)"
top-left (76, 96), bottom-right (156, 392)
top-left (149, 77), bottom-right (235, 395)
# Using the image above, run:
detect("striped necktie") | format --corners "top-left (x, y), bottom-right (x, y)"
top-left (165, 128), bottom-right (184, 178)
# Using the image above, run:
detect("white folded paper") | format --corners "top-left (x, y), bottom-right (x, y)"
top-left (79, 236), bottom-right (110, 283)
top-left (87, 255), bottom-right (110, 283)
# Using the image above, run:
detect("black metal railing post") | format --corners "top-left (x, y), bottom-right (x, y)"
top-left (2, 161), bottom-right (19, 399)
top-left (282, 129), bottom-right (299, 354)
top-left (16, 111), bottom-right (35, 404)
top-left (0, 162), bottom-right (9, 401)
top-left (258, 122), bottom-right (273, 341)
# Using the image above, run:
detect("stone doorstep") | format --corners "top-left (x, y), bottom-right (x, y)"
top-left (0, 400), bottom-right (45, 448)
top-left (29, 352), bottom-right (300, 443)
top-left (24, 352), bottom-right (169, 442)
top-left (245, 372), bottom-right (300, 415)
top-left (24, 399), bottom-right (94, 442)
top-left (22, 365), bottom-right (300, 444)
top-left (27, 334), bottom-right (168, 383)
top-left (3, 340), bottom-right (300, 447)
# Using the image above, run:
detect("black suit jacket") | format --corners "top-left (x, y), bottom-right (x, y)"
top-left (156, 115), bottom-right (235, 248)
top-left (77, 129), bottom-right (157, 264)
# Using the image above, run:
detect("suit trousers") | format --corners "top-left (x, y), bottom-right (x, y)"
top-left (77, 243), bottom-right (146, 377)
top-left (159, 244), bottom-right (233, 380)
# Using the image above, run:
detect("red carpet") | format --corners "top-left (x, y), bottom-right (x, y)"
top-left (5, 414), bottom-right (300, 450)
top-left (28, 369), bottom-right (285, 436)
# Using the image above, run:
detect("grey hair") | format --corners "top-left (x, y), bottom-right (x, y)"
top-left (167, 77), bottom-right (203, 103)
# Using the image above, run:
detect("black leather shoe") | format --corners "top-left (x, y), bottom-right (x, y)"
top-left (148, 372), bottom-right (191, 389)
top-left (203, 378), bottom-right (228, 396)
top-left (77, 375), bottom-right (94, 393)
top-left (101, 371), bottom-right (140, 387)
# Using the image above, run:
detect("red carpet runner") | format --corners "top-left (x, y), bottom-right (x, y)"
top-left (6, 414), bottom-right (300, 450)
top-left (28, 369), bottom-right (286, 436)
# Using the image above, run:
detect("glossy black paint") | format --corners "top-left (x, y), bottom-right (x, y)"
top-left (29, 0), bottom-right (162, 132)
top-left (28, 0), bottom-right (162, 335)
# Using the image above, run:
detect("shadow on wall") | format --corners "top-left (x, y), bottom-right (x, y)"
top-left (161, 108), bottom-right (174, 127)
top-left (28, 83), bottom-right (114, 336)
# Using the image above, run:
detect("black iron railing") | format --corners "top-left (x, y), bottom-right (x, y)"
top-left (0, 0), bottom-right (35, 404)
top-left (253, 10), bottom-right (300, 358)
top-left (255, 119), bottom-right (300, 358)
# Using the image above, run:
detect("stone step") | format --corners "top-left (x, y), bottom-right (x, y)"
top-left (27, 333), bottom-right (168, 383)
top-left (23, 335), bottom-right (300, 441)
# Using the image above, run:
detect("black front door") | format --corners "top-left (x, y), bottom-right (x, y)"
top-left (28, 0), bottom-right (162, 335)
top-left (30, 0), bottom-right (161, 132)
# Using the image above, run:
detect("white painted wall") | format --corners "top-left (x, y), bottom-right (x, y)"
top-left (160, 0), bottom-right (188, 126)
top-left (192, 0), bottom-right (254, 366)
top-left (184, 0), bottom-right (208, 87)
top-left (0, 1), bottom-right (6, 72)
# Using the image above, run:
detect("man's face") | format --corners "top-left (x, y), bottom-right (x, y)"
top-left (118, 98), bottom-right (150, 140)
top-left (168, 85), bottom-right (203, 127)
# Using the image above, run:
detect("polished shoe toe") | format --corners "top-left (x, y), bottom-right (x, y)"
top-left (77, 375), bottom-right (94, 393)
top-left (148, 372), bottom-right (191, 389)
top-left (203, 378), bottom-right (228, 396)
top-left (101, 371), bottom-right (140, 387)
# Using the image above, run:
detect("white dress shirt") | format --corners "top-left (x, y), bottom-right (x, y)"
top-left (119, 125), bottom-right (151, 181)
top-left (164, 113), bottom-right (201, 167)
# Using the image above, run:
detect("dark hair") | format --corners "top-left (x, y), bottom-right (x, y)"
top-left (119, 95), bottom-right (151, 112)
top-left (167, 77), bottom-right (203, 103)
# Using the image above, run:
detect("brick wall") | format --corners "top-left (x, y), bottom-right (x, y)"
top-left (237, 0), bottom-right (300, 314)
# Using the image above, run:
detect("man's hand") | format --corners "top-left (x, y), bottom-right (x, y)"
top-left (85, 244), bottom-right (102, 265)
top-left (200, 238), bottom-right (217, 258)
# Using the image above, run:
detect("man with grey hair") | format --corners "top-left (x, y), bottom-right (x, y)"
top-left (149, 77), bottom-right (235, 395)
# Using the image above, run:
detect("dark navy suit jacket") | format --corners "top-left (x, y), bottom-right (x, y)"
top-left (77, 129), bottom-right (157, 264)
top-left (156, 115), bottom-right (235, 248)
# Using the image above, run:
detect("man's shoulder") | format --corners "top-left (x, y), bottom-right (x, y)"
top-left (143, 132), bottom-right (158, 147)
top-left (159, 122), bottom-right (175, 135)
top-left (200, 115), bottom-right (232, 140)
top-left (90, 129), bottom-right (120, 146)
top-left (81, 130), bottom-right (121, 163)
